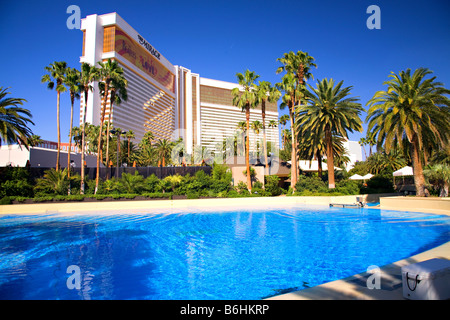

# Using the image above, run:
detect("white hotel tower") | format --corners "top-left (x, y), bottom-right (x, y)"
top-left (79, 12), bottom-right (279, 157)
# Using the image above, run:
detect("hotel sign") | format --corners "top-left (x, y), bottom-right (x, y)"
top-left (137, 34), bottom-right (161, 60)
top-left (115, 29), bottom-right (175, 93)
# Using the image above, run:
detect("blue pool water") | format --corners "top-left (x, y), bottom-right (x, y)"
top-left (0, 205), bottom-right (449, 300)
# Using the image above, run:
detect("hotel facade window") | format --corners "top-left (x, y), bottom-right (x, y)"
top-left (79, 13), bottom-right (279, 157)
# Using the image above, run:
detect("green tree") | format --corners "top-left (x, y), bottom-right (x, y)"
top-left (276, 51), bottom-right (317, 190)
top-left (101, 75), bottom-right (128, 176)
top-left (35, 168), bottom-right (71, 195)
top-left (95, 59), bottom-right (126, 193)
top-left (366, 68), bottom-right (450, 196)
top-left (79, 62), bottom-right (99, 194)
top-left (41, 61), bottom-right (67, 170)
top-left (250, 120), bottom-right (263, 157)
top-left (155, 139), bottom-right (173, 167)
top-left (0, 87), bottom-right (34, 148)
top-left (299, 78), bottom-right (364, 188)
top-left (255, 81), bottom-right (281, 170)
top-left (231, 70), bottom-right (259, 192)
top-left (64, 67), bottom-right (81, 176)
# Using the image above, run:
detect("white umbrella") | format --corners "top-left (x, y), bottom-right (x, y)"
top-left (349, 174), bottom-right (364, 180)
top-left (361, 173), bottom-right (374, 180)
top-left (393, 166), bottom-right (413, 177)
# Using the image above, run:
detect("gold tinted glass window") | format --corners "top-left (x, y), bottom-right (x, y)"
top-left (82, 30), bottom-right (86, 56)
top-left (103, 26), bottom-right (116, 53)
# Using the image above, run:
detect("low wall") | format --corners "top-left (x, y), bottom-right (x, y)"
top-left (380, 196), bottom-right (450, 215)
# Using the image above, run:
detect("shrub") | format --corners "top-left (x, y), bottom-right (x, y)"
top-left (34, 168), bottom-right (71, 195)
top-left (265, 175), bottom-right (282, 196)
top-left (144, 174), bottom-right (161, 193)
top-left (360, 175), bottom-right (395, 194)
top-left (119, 172), bottom-right (145, 194)
top-left (335, 180), bottom-right (360, 195)
top-left (295, 175), bottom-right (328, 193)
top-left (236, 181), bottom-right (250, 195)
top-left (186, 191), bottom-right (200, 199)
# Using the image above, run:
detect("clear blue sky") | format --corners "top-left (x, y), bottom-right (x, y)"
top-left (1, 0), bottom-right (449, 144)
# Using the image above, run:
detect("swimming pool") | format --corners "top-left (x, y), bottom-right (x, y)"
top-left (0, 205), bottom-right (449, 300)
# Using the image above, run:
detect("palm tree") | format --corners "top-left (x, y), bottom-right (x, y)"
top-left (125, 130), bottom-right (135, 163)
top-left (231, 70), bottom-right (259, 192)
top-left (155, 139), bottom-right (173, 167)
top-left (41, 61), bottom-right (67, 170)
top-left (276, 51), bottom-right (316, 190)
top-left (101, 76), bottom-right (128, 177)
top-left (366, 68), bottom-right (450, 196)
top-left (277, 73), bottom-right (301, 189)
top-left (27, 134), bottom-right (43, 147)
top-left (256, 81), bottom-right (281, 170)
top-left (95, 59), bottom-right (126, 193)
top-left (299, 78), bottom-right (364, 188)
top-left (141, 131), bottom-right (155, 147)
top-left (0, 87), bottom-right (34, 148)
top-left (250, 120), bottom-right (263, 157)
top-left (359, 137), bottom-right (368, 159)
top-left (64, 67), bottom-right (81, 176)
top-left (279, 114), bottom-right (289, 131)
top-left (79, 62), bottom-right (99, 194)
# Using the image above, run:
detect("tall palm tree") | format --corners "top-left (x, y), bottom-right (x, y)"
top-left (231, 70), bottom-right (259, 192)
top-left (64, 67), bottom-right (81, 176)
top-left (79, 62), bottom-right (99, 194)
top-left (125, 130), bottom-right (135, 163)
top-left (299, 78), bottom-right (364, 188)
top-left (95, 59), bottom-right (126, 193)
top-left (0, 87), bottom-right (34, 148)
top-left (367, 68), bottom-right (450, 196)
top-left (277, 73), bottom-right (301, 189)
top-left (41, 61), bottom-right (67, 170)
top-left (359, 137), bottom-right (368, 159)
top-left (256, 81), bottom-right (281, 170)
top-left (250, 120), bottom-right (263, 157)
top-left (101, 76), bottom-right (128, 178)
top-left (276, 51), bottom-right (316, 190)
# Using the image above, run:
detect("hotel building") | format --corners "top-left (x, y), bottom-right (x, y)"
top-left (79, 12), bottom-right (279, 158)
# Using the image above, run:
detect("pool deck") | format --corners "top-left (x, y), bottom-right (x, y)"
top-left (1, 195), bottom-right (449, 300)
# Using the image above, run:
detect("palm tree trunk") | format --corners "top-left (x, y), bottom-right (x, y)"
top-left (411, 136), bottom-right (425, 196)
top-left (262, 100), bottom-right (269, 173)
top-left (325, 125), bottom-right (335, 188)
top-left (80, 89), bottom-right (88, 194)
top-left (56, 91), bottom-right (61, 171)
top-left (317, 150), bottom-right (323, 178)
top-left (95, 82), bottom-right (109, 194)
top-left (105, 110), bottom-right (113, 180)
top-left (289, 104), bottom-right (297, 190)
top-left (67, 94), bottom-right (75, 178)
top-left (246, 105), bottom-right (252, 192)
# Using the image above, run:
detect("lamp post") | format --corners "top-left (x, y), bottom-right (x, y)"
top-left (110, 129), bottom-right (127, 178)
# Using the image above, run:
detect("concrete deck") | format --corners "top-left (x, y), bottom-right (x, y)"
top-left (1, 195), bottom-right (449, 300)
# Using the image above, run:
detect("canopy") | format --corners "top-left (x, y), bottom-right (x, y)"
top-left (361, 173), bottom-right (374, 180)
top-left (393, 166), bottom-right (413, 177)
top-left (349, 174), bottom-right (364, 180)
